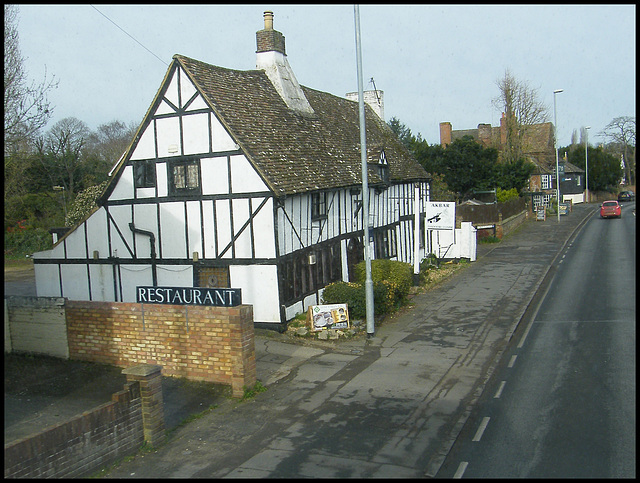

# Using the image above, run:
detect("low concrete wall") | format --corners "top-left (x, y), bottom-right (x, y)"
top-left (4, 297), bottom-right (68, 358)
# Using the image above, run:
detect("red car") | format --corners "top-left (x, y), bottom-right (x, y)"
top-left (600, 200), bottom-right (622, 218)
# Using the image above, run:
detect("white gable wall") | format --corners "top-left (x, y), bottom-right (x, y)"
top-left (252, 198), bottom-right (276, 259)
top-left (130, 126), bottom-right (156, 160)
top-left (156, 117), bottom-right (181, 158)
top-left (186, 200), bottom-right (202, 258)
top-left (159, 202), bottom-right (187, 258)
top-left (34, 264), bottom-right (60, 297)
top-left (110, 165), bottom-right (135, 201)
top-left (89, 264), bottom-right (115, 301)
top-left (182, 113), bottom-right (209, 155)
top-left (230, 155), bottom-right (268, 193)
top-left (85, 209), bottom-right (110, 258)
top-left (201, 157), bottom-right (229, 194)
top-left (108, 205), bottom-right (134, 257)
top-left (211, 115), bottom-right (237, 152)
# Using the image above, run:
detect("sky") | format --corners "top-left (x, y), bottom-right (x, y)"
top-left (14, 4), bottom-right (636, 147)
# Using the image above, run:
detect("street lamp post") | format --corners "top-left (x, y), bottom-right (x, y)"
top-left (584, 126), bottom-right (591, 203)
top-left (553, 89), bottom-right (563, 222)
top-left (53, 185), bottom-right (67, 222)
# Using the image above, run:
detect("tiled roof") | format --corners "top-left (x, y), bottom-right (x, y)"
top-left (176, 55), bottom-right (429, 197)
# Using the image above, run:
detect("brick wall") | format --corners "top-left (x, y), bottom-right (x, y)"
top-left (65, 301), bottom-right (256, 397)
top-left (457, 197), bottom-right (528, 240)
top-left (4, 382), bottom-right (143, 478)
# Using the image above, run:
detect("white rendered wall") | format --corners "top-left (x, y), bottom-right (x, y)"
top-left (182, 113), bottom-right (209, 155)
top-left (201, 157), bottom-right (229, 195)
top-left (230, 265), bottom-right (280, 323)
top-left (34, 264), bottom-right (61, 297)
top-left (230, 155), bottom-right (268, 193)
top-left (159, 202), bottom-right (187, 258)
top-left (157, 265), bottom-right (193, 287)
top-left (109, 165), bottom-right (135, 201)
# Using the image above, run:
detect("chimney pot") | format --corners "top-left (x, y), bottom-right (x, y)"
top-left (264, 10), bottom-right (274, 30)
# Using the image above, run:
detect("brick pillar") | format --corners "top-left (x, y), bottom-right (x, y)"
top-left (440, 122), bottom-right (452, 147)
top-left (229, 305), bottom-right (257, 398)
top-left (122, 364), bottom-right (165, 447)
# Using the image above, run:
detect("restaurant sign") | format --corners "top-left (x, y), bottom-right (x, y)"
top-left (136, 286), bottom-right (241, 307)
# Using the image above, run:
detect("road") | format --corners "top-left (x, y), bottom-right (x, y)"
top-left (436, 202), bottom-right (636, 478)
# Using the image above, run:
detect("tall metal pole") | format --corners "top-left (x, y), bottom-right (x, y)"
top-left (354, 5), bottom-right (375, 337)
top-left (585, 126), bottom-right (590, 203)
top-left (553, 89), bottom-right (563, 222)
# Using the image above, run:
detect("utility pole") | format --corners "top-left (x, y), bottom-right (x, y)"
top-left (354, 5), bottom-right (375, 337)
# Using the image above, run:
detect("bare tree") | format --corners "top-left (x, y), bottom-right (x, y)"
top-left (492, 70), bottom-right (550, 162)
top-left (600, 116), bottom-right (636, 186)
top-left (35, 117), bottom-right (90, 195)
top-left (4, 4), bottom-right (58, 155)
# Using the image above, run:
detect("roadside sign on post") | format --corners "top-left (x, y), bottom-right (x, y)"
top-left (425, 202), bottom-right (455, 230)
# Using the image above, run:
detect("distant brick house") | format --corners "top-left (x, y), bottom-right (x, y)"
top-left (440, 114), bottom-right (585, 208)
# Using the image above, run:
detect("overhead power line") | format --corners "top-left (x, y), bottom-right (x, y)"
top-left (90, 5), bottom-right (168, 67)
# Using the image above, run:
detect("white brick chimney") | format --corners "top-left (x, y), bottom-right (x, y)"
top-left (256, 11), bottom-right (315, 117)
top-left (346, 89), bottom-right (384, 121)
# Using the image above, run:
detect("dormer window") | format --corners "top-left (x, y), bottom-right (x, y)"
top-left (311, 192), bottom-right (327, 221)
top-left (378, 149), bottom-right (389, 184)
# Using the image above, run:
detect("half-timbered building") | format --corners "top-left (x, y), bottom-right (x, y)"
top-left (33, 11), bottom-right (431, 329)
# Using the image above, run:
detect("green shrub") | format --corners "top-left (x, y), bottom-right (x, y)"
top-left (479, 235), bottom-right (500, 244)
top-left (420, 253), bottom-right (438, 270)
top-left (4, 227), bottom-right (53, 258)
top-left (353, 259), bottom-right (413, 307)
top-left (496, 187), bottom-right (519, 203)
top-left (4, 192), bottom-right (65, 230)
top-left (321, 281), bottom-right (389, 319)
top-left (418, 254), bottom-right (439, 284)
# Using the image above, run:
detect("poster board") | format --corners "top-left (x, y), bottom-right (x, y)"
top-left (307, 304), bottom-right (350, 331)
top-left (425, 201), bottom-right (456, 230)
top-left (536, 206), bottom-right (546, 221)
top-left (559, 203), bottom-right (570, 215)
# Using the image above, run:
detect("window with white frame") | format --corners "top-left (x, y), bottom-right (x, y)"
top-left (541, 174), bottom-right (551, 190)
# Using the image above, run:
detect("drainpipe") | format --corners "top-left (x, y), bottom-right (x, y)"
top-left (129, 223), bottom-right (157, 286)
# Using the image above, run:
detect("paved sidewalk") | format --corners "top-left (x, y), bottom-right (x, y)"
top-left (101, 203), bottom-right (595, 478)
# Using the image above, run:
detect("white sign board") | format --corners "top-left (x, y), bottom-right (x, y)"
top-left (425, 201), bottom-right (456, 230)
